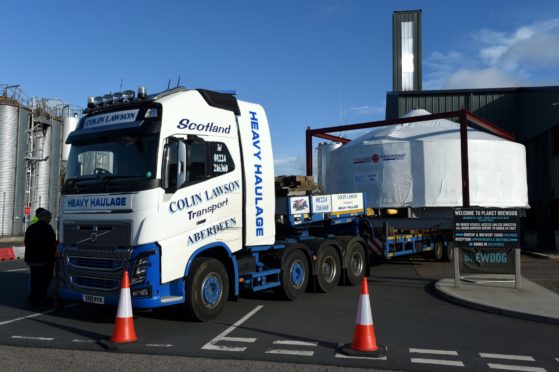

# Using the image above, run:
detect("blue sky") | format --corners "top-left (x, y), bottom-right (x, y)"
top-left (3, 0), bottom-right (559, 176)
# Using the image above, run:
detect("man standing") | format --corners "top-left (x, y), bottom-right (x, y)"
top-left (28, 207), bottom-right (46, 226)
top-left (24, 209), bottom-right (56, 306)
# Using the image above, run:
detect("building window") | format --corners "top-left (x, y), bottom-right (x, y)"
top-left (401, 21), bottom-right (414, 91)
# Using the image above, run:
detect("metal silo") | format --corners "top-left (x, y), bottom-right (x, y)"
top-left (317, 142), bottom-right (342, 193)
top-left (0, 99), bottom-right (30, 236)
top-left (62, 115), bottom-right (79, 162)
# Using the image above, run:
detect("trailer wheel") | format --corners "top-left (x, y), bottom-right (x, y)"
top-left (444, 240), bottom-right (455, 262)
top-left (183, 257), bottom-right (228, 322)
top-left (316, 246), bottom-right (341, 293)
top-left (278, 249), bottom-right (309, 300)
top-left (434, 240), bottom-right (444, 261)
top-left (345, 243), bottom-right (366, 286)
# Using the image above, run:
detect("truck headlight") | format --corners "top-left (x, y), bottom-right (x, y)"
top-left (131, 255), bottom-right (150, 285)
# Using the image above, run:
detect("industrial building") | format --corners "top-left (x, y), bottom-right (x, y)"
top-left (308, 10), bottom-right (558, 252)
top-left (388, 10), bottom-right (559, 252)
top-left (0, 85), bottom-right (79, 238)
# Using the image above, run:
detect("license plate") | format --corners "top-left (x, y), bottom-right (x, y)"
top-left (82, 294), bottom-right (104, 304)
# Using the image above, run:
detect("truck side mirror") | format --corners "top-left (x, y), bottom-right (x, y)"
top-left (162, 139), bottom-right (187, 192)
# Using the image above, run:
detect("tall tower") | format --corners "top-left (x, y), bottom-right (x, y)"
top-left (393, 10), bottom-right (422, 92)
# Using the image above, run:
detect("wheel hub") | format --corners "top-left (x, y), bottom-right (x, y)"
top-left (290, 260), bottom-right (305, 288)
top-left (201, 273), bottom-right (222, 308)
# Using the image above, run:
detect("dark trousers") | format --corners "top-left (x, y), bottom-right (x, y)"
top-left (29, 262), bottom-right (54, 303)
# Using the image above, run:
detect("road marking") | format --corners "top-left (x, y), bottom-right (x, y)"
top-left (480, 353), bottom-right (536, 362)
top-left (146, 344), bottom-right (174, 348)
top-left (0, 303), bottom-right (77, 326)
top-left (273, 340), bottom-right (318, 347)
top-left (265, 339), bottom-right (318, 357)
top-left (265, 349), bottom-right (314, 356)
top-left (410, 348), bottom-right (459, 356)
top-left (72, 339), bottom-right (96, 343)
top-left (0, 310), bottom-right (56, 326)
top-left (11, 335), bottom-right (54, 341)
top-left (487, 363), bottom-right (546, 372)
top-left (201, 305), bottom-right (263, 352)
top-left (3, 268), bottom-right (29, 272)
top-left (411, 358), bottom-right (465, 367)
top-left (334, 343), bottom-right (387, 361)
top-left (410, 348), bottom-right (463, 367)
top-left (219, 336), bottom-right (257, 343)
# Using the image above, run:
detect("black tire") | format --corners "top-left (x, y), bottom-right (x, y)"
top-left (182, 257), bottom-right (228, 322)
top-left (444, 240), bottom-right (455, 262)
top-left (434, 240), bottom-right (444, 261)
top-left (345, 243), bottom-right (366, 286)
top-left (278, 249), bottom-right (309, 300)
top-left (316, 245), bottom-right (341, 293)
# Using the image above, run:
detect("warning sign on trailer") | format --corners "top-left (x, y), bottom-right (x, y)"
top-left (453, 208), bottom-right (520, 274)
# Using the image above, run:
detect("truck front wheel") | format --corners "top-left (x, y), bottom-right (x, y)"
top-left (183, 257), bottom-right (229, 322)
top-left (277, 249), bottom-right (309, 300)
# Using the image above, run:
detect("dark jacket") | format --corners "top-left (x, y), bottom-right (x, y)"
top-left (24, 220), bottom-right (56, 264)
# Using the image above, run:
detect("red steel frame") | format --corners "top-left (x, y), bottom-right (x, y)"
top-left (305, 109), bottom-right (516, 208)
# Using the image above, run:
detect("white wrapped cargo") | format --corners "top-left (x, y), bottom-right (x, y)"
top-left (324, 109), bottom-right (529, 209)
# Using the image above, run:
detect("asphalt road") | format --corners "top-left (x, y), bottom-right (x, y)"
top-left (1, 255), bottom-right (558, 371)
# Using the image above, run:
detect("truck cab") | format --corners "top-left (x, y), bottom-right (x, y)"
top-left (58, 87), bottom-right (275, 319)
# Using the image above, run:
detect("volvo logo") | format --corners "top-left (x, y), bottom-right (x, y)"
top-left (76, 229), bottom-right (111, 246)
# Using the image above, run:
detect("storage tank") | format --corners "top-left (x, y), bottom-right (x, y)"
top-left (62, 115), bottom-right (79, 161)
top-left (324, 109), bottom-right (529, 209)
top-left (317, 142), bottom-right (342, 193)
top-left (0, 100), bottom-right (30, 236)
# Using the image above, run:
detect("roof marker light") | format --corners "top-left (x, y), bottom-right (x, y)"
top-left (138, 86), bottom-right (147, 99)
top-left (93, 96), bottom-right (103, 106)
top-left (87, 96), bottom-right (95, 108)
top-left (122, 90), bottom-right (135, 101)
top-left (102, 94), bottom-right (113, 105)
top-left (113, 92), bottom-right (123, 102)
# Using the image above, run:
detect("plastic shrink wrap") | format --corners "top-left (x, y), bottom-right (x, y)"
top-left (324, 110), bottom-right (529, 209)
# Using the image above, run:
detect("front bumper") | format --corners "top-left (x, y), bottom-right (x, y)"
top-left (58, 242), bottom-right (184, 308)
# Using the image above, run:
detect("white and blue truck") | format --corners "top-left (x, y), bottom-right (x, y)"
top-left (58, 86), bottom-right (375, 321)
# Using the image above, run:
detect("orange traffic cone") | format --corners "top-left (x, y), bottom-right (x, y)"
top-left (342, 277), bottom-right (386, 357)
top-left (110, 271), bottom-right (137, 343)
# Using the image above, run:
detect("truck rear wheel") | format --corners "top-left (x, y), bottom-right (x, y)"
top-left (444, 240), bottom-right (455, 262)
top-left (345, 243), bottom-right (366, 286)
top-left (434, 240), bottom-right (444, 261)
top-left (183, 257), bottom-right (228, 322)
top-left (316, 246), bottom-right (341, 293)
top-left (278, 249), bottom-right (309, 300)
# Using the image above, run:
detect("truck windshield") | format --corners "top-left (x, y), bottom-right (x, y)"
top-left (63, 133), bottom-right (160, 194)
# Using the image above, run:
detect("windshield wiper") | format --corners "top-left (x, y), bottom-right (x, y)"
top-left (63, 178), bottom-right (96, 193)
top-left (99, 175), bottom-right (148, 191)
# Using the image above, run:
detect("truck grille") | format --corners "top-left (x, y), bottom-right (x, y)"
top-left (69, 256), bottom-right (123, 270)
top-left (64, 246), bottom-right (132, 294)
top-left (72, 276), bottom-right (121, 291)
top-left (63, 221), bottom-right (132, 248)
